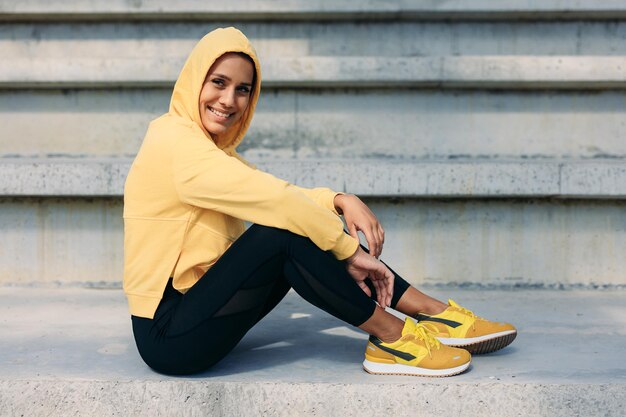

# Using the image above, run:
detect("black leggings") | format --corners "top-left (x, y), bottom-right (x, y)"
top-left (131, 224), bottom-right (410, 375)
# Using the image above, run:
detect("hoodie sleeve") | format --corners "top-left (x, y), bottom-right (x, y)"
top-left (290, 186), bottom-right (343, 216)
top-left (173, 133), bottom-right (358, 260)
top-left (232, 152), bottom-right (343, 216)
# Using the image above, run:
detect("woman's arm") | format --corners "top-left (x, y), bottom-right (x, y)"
top-left (173, 134), bottom-right (359, 260)
top-left (232, 152), bottom-right (341, 215)
top-left (232, 151), bottom-right (384, 257)
top-left (214, 148), bottom-right (392, 305)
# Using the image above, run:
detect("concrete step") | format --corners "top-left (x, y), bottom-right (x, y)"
top-left (1, 193), bottom-right (625, 287)
top-left (5, 21), bottom-right (626, 59)
top-left (2, 158), bottom-right (626, 198)
top-left (1, 287), bottom-right (624, 416)
top-left (1, 1), bottom-right (624, 292)
top-left (3, 56), bottom-right (625, 89)
top-left (2, 88), bottom-right (626, 160)
top-left (3, 0), bottom-right (626, 21)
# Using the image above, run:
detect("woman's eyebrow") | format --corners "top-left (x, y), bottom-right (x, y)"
top-left (212, 73), bottom-right (252, 86)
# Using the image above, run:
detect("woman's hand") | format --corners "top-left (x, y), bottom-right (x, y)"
top-left (334, 194), bottom-right (385, 258)
top-left (345, 246), bottom-right (394, 308)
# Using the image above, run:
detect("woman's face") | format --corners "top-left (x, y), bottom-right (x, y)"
top-left (199, 53), bottom-right (254, 141)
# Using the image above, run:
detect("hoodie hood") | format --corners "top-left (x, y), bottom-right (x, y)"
top-left (168, 27), bottom-right (261, 151)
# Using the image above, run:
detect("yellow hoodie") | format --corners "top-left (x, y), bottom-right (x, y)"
top-left (123, 27), bottom-right (359, 318)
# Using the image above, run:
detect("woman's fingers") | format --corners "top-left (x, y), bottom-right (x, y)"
top-left (348, 223), bottom-right (359, 241)
top-left (371, 278), bottom-right (386, 307)
top-left (345, 247), bottom-right (394, 307)
top-left (363, 226), bottom-right (381, 259)
top-left (363, 229), bottom-right (376, 259)
top-left (385, 271), bottom-right (394, 305)
top-left (340, 194), bottom-right (386, 257)
top-left (371, 226), bottom-right (380, 258)
top-left (357, 280), bottom-right (372, 298)
top-left (368, 223), bottom-right (384, 258)
top-left (374, 262), bottom-right (394, 307)
top-left (367, 261), bottom-right (392, 307)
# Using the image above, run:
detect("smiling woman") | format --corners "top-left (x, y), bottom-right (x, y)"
top-left (199, 52), bottom-right (255, 145)
top-left (123, 27), bottom-right (515, 377)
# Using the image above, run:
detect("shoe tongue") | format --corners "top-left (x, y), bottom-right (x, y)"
top-left (401, 318), bottom-right (418, 337)
top-left (448, 299), bottom-right (461, 308)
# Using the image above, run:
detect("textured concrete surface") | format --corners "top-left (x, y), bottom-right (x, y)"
top-left (2, 13), bottom-right (625, 162)
top-left (5, 22), bottom-right (626, 59)
top-left (3, 56), bottom-right (626, 89)
top-left (3, 0), bottom-right (626, 20)
top-left (3, 159), bottom-right (626, 198)
top-left (3, 89), bottom-right (626, 160)
top-left (1, 197), bottom-right (625, 287)
top-left (0, 287), bottom-right (624, 416)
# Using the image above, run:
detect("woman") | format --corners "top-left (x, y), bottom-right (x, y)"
top-left (124, 27), bottom-right (516, 377)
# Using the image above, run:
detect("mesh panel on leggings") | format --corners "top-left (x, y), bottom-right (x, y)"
top-left (288, 258), bottom-right (372, 327)
top-left (213, 282), bottom-right (276, 318)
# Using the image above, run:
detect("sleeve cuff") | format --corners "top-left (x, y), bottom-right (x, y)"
top-left (331, 231), bottom-right (359, 260)
top-left (326, 191), bottom-right (344, 216)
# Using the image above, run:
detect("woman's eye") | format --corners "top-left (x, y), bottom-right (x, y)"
top-left (237, 86), bottom-right (251, 94)
top-left (211, 79), bottom-right (225, 86)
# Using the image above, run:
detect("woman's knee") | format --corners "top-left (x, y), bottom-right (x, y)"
top-left (247, 224), bottom-right (299, 242)
top-left (245, 224), bottom-right (321, 260)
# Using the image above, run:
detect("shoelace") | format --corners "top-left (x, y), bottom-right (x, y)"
top-left (454, 305), bottom-right (486, 331)
top-left (410, 322), bottom-right (441, 358)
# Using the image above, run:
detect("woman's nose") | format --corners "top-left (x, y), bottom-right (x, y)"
top-left (219, 88), bottom-right (236, 108)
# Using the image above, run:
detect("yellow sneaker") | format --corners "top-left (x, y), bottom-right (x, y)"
top-left (363, 318), bottom-right (471, 377)
top-left (415, 299), bottom-right (517, 354)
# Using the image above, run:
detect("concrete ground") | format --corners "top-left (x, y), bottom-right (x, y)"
top-left (0, 286), bottom-right (624, 416)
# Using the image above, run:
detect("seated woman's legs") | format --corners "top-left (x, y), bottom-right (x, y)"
top-left (132, 224), bottom-right (408, 375)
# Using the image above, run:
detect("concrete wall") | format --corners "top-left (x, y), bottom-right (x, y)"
top-left (2, 20), bottom-right (626, 161)
top-left (1, 198), bottom-right (624, 288)
top-left (1, 4), bottom-right (625, 286)
top-left (2, 89), bottom-right (626, 159)
top-left (3, 22), bottom-right (626, 58)
top-left (0, 198), bottom-right (123, 285)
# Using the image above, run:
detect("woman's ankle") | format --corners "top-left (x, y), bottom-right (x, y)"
top-left (420, 301), bottom-right (448, 315)
top-left (358, 306), bottom-right (404, 343)
top-left (375, 322), bottom-right (404, 343)
top-left (395, 287), bottom-right (448, 316)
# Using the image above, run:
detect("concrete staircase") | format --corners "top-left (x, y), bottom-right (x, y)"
top-left (1, 1), bottom-right (625, 415)
top-left (2, 0), bottom-right (625, 288)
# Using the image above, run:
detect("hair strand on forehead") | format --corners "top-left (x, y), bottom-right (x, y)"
top-left (233, 52), bottom-right (256, 91)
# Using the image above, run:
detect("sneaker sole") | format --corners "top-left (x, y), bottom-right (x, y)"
top-left (362, 359), bottom-right (471, 377)
top-left (438, 330), bottom-right (517, 354)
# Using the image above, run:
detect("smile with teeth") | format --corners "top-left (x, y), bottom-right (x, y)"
top-left (208, 107), bottom-right (233, 119)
